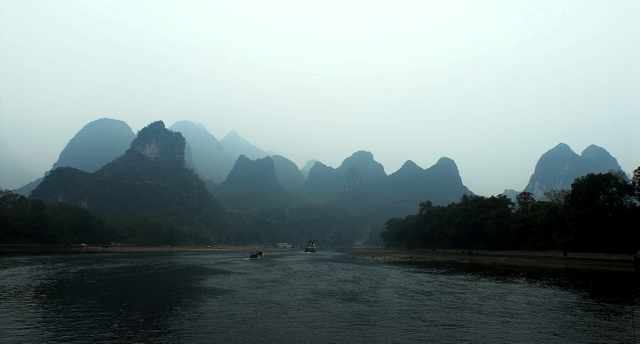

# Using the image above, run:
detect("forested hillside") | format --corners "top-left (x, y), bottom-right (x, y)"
top-left (25, 122), bottom-right (227, 246)
top-left (382, 169), bottom-right (640, 254)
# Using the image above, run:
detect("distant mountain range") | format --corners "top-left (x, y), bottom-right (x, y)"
top-left (9, 118), bottom-right (629, 203)
top-left (31, 121), bottom-right (223, 220)
top-left (13, 118), bottom-right (632, 245)
top-left (26, 119), bottom-right (478, 245)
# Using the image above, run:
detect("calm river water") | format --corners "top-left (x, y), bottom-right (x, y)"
top-left (1, 249), bottom-right (639, 343)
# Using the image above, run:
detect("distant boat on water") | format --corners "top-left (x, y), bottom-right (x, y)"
top-left (304, 240), bottom-right (316, 253)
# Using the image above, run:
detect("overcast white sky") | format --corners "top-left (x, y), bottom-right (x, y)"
top-left (1, 0), bottom-right (638, 195)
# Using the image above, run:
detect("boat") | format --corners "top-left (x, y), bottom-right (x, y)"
top-left (249, 251), bottom-right (263, 259)
top-left (304, 240), bottom-right (317, 253)
top-left (278, 243), bottom-right (292, 249)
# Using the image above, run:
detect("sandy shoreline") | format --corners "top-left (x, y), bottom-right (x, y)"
top-left (351, 249), bottom-right (637, 272)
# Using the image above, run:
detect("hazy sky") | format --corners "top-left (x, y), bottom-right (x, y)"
top-left (1, 0), bottom-right (638, 195)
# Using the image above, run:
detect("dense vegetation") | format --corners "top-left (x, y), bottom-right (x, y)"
top-left (0, 187), bottom-right (371, 247)
top-left (4, 168), bottom-right (639, 251)
top-left (0, 189), bottom-right (106, 244)
top-left (381, 168), bottom-right (640, 254)
top-left (0, 188), bottom-right (225, 246)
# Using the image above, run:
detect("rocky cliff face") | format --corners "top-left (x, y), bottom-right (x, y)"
top-left (129, 121), bottom-right (185, 166)
top-left (523, 143), bottom-right (624, 200)
top-left (31, 121), bottom-right (221, 219)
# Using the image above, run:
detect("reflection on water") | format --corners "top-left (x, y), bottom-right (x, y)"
top-left (1, 250), bottom-right (638, 343)
top-left (401, 259), bottom-right (640, 305)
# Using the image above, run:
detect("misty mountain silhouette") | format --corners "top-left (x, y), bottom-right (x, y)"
top-left (213, 155), bottom-right (291, 209)
top-left (300, 159), bottom-right (318, 178)
top-left (302, 151), bottom-right (470, 206)
top-left (337, 151), bottom-right (387, 183)
top-left (31, 121), bottom-right (222, 219)
top-left (385, 157), bottom-right (473, 206)
top-left (271, 154), bottom-right (306, 192)
top-left (301, 151), bottom-right (388, 198)
top-left (523, 143), bottom-right (624, 200)
top-left (169, 121), bottom-right (236, 184)
top-left (220, 130), bottom-right (271, 160)
top-left (14, 118), bottom-right (135, 196)
top-left (53, 118), bottom-right (135, 173)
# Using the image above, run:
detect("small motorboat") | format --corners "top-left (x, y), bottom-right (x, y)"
top-left (304, 240), bottom-right (317, 253)
top-left (249, 251), bottom-right (263, 259)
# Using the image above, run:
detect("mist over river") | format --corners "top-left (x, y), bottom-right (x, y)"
top-left (1, 249), bottom-right (639, 343)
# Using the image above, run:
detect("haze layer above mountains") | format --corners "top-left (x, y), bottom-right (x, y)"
top-left (4, 118), bottom-right (628, 202)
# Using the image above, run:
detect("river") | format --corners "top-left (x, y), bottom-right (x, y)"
top-left (1, 249), bottom-right (638, 343)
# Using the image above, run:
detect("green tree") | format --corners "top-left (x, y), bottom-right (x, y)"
top-left (632, 166), bottom-right (640, 202)
top-left (566, 171), bottom-right (637, 252)
top-left (516, 192), bottom-right (536, 214)
top-left (544, 189), bottom-right (570, 204)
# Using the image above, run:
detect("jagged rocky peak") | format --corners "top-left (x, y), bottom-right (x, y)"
top-left (424, 157), bottom-right (459, 178)
top-left (337, 150), bottom-right (386, 182)
top-left (580, 144), bottom-right (621, 171)
top-left (432, 157), bottom-right (458, 172)
top-left (224, 130), bottom-right (240, 139)
top-left (537, 143), bottom-right (580, 167)
top-left (523, 143), bottom-right (624, 200)
top-left (303, 161), bottom-right (342, 190)
top-left (129, 121), bottom-right (185, 165)
top-left (225, 155), bottom-right (279, 187)
top-left (581, 144), bottom-right (608, 158)
top-left (552, 142), bottom-right (574, 153)
top-left (388, 160), bottom-right (424, 181)
top-left (400, 160), bottom-right (420, 170)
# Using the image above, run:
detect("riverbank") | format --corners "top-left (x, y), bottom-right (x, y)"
top-left (0, 244), bottom-right (277, 255)
top-left (2, 245), bottom-right (636, 272)
top-left (351, 249), bottom-right (637, 272)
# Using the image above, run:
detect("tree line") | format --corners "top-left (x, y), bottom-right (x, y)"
top-left (0, 188), bottom-right (370, 247)
top-left (4, 167), bottom-right (639, 251)
top-left (0, 187), bottom-right (224, 246)
top-left (381, 168), bottom-right (640, 254)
